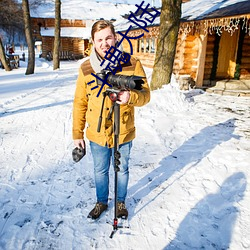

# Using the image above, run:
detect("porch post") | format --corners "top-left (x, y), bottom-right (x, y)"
top-left (195, 32), bottom-right (207, 87)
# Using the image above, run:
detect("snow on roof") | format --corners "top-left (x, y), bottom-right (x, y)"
top-left (31, 0), bottom-right (250, 36)
top-left (182, 0), bottom-right (250, 21)
top-left (30, 0), bottom-right (136, 20)
top-left (114, 0), bottom-right (250, 31)
top-left (40, 27), bottom-right (91, 38)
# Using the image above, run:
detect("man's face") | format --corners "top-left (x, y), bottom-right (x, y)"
top-left (93, 27), bottom-right (117, 59)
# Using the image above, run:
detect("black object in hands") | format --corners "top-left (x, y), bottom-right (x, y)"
top-left (72, 146), bottom-right (86, 162)
top-left (96, 69), bottom-right (144, 90)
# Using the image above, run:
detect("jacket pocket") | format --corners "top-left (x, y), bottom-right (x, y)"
top-left (120, 106), bottom-right (134, 133)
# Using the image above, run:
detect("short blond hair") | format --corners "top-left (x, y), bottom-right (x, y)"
top-left (91, 20), bottom-right (116, 40)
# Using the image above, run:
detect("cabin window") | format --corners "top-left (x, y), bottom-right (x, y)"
top-left (150, 38), bottom-right (155, 53)
top-left (136, 38), bottom-right (156, 54)
top-left (146, 38), bottom-right (150, 52)
top-left (137, 38), bottom-right (143, 53)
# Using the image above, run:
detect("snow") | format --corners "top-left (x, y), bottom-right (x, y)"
top-left (182, 0), bottom-right (249, 21)
top-left (0, 47), bottom-right (250, 249)
top-left (114, 0), bottom-right (250, 31)
top-left (40, 27), bottom-right (92, 39)
top-left (27, 0), bottom-right (250, 36)
top-left (30, 0), bottom-right (137, 20)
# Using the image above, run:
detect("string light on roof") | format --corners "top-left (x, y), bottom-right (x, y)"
top-left (179, 15), bottom-right (250, 37)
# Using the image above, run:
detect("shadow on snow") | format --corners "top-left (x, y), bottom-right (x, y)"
top-left (0, 100), bottom-right (73, 117)
top-left (128, 118), bottom-right (239, 213)
top-left (164, 172), bottom-right (247, 249)
top-left (128, 118), bottom-right (244, 248)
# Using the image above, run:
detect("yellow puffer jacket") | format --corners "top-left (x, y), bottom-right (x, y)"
top-left (72, 56), bottom-right (150, 148)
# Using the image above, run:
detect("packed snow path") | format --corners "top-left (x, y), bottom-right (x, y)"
top-left (0, 59), bottom-right (250, 249)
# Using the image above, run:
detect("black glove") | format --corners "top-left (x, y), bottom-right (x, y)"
top-left (72, 146), bottom-right (86, 162)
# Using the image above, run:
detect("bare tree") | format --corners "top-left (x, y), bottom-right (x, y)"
top-left (0, 0), bottom-right (23, 71)
top-left (0, 0), bottom-right (24, 37)
top-left (151, 0), bottom-right (182, 90)
top-left (22, 0), bottom-right (35, 75)
top-left (0, 37), bottom-right (11, 71)
top-left (53, 0), bottom-right (61, 70)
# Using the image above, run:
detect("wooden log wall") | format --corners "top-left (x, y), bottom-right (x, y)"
top-left (173, 34), bottom-right (185, 74)
top-left (203, 34), bottom-right (216, 82)
top-left (32, 18), bottom-right (86, 29)
top-left (173, 34), bottom-right (199, 80)
top-left (41, 37), bottom-right (53, 58)
top-left (41, 37), bottom-right (86, 58)
top-left (72, 38), bottom-right (87, 56)
top-left (121, 36), bottom-right (156, 68)
top-left (61, 38), bottom-right (74, 52)
top-left (240, 35), bottom-right (250, 79)
top-left (119, 27), bottom-right (158, 68)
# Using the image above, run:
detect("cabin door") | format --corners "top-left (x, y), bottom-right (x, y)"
top-left (216, 30), bottom-right (239, 79)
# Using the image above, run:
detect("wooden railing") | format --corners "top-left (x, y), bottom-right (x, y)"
top-left (46, 51), bottom-right (84, 61)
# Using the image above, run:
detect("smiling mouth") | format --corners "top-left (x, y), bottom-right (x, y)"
top-left (102, 48), bottom-right (109, 53)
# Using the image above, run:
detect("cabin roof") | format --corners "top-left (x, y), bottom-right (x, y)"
top-left (182, 0), bottom-right (250, 21)
top-left (114, 0), bottom-right (250, 31)
top-left (30, 0), bottom-right (136, 20)
top-left (40, 27), bottom-right (91, 39)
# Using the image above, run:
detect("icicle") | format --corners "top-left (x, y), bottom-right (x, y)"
top-left (179, 15), bottom-right (250, 37)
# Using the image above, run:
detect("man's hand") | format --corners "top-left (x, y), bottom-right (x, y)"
top-left (74, 139), bottom-right (85, 149)
top-left (72, 139), bottom-right (86, 162)
top-left (116, 90), bottom-right (130, 105)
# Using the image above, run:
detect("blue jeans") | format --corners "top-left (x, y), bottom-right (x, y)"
top-left (89, 141), bottom-right (132, 205)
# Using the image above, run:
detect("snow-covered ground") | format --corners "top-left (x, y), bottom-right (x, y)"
top-left (0, 49), bottom-right (250, 250)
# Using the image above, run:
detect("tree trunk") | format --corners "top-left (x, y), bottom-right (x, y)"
top-left (0, 37), bottom-right (11, 71)
top-left (53, 0), bottom-right (61, 70)
top-left (22, 0), bottom-right (35, 75)
top-left (151, 0), bottom-right (182, 90)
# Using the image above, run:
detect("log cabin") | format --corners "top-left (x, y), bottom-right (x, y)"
top-left (115, 0), bottom-right (250, 94)
top-left (31, 18), bottom-right (92, 60)
top-left (30, 0), bottom-right (250, 94)
top-left (30, 1), bottom-right (137, 60)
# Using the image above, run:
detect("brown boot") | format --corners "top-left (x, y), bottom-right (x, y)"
top-left (87, 202), bottom-right (108, 220)
top-left (117, 202), bottom-right (128, 219)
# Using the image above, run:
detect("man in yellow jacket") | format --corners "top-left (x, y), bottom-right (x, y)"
top-left (72, 20), bottom-right (150, 220)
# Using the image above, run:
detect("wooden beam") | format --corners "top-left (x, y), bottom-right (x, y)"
top-left (195, 33), bottom-right (207, 87)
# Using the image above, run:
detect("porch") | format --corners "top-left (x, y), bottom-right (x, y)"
top-left (205, 79), bottom-right (250, 97)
